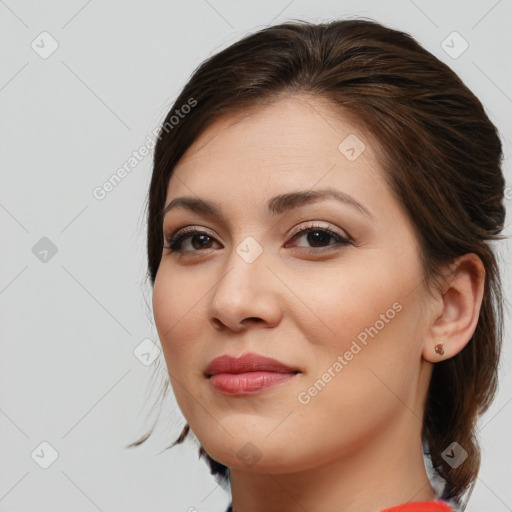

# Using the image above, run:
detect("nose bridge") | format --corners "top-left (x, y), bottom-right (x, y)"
top-left (215, 235), bottom-right (268, 304)
top-left (208, 235), bottom-right (281, 329)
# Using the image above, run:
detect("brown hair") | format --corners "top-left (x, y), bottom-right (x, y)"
top-left (127, 17), bottom-right (506, 509)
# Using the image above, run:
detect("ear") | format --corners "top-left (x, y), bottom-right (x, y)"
top-left (422, 253), bottom-right (486, 363)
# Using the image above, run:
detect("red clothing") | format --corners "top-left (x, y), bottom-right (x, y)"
top-left (225, 499), bottom-right (454, 511)
top-left (378, 500), bottom-right (454, 512)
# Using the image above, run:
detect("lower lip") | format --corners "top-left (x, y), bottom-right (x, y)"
top-left (208, 371), bottom-right (298, 395)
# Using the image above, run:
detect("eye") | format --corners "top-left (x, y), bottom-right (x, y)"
top-left (285, 222), bottom-right (352, 253)
top-left (164, 226), bottom-right (220, 254)
top-left (163, 222), bottom-right (352, 255)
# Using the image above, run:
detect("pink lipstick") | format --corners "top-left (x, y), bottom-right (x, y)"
top-left (204, 353), bottom-right (300, 396)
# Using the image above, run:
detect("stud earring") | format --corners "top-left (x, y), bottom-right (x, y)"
top-left (435, 343), bottom-right (444, 356)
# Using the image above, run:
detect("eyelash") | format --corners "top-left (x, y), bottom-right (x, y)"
top-left (163, 222), bottom-right (352, 256)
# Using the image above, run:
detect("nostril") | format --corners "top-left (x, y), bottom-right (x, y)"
top-left (244, 317), bottom-right (263, 324)
top-left (211, 318), bottom-right (225, 330)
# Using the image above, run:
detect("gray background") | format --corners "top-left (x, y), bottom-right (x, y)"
top-left (1, 0), bottom-right (511, 511)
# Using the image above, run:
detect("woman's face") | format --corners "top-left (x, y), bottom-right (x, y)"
top-left (152, 95), bottom-right (436, 472)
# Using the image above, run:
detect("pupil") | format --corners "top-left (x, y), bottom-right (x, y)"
top-left (308, 230), bottom-right (329, 247)
top-left (192, 234), bottom-right (211, 249)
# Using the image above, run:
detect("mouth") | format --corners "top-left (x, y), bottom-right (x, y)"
top-left (204, 352), bottom-right (301, 396)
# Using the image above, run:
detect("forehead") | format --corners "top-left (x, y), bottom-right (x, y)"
top-left (165, 95), bottom-right (391, 216)
top-left (175, 96), bottom-right (371, 168)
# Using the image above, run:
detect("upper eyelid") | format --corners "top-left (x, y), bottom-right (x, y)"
top-left (289, 222), bottom-right (348, 238)
top-left (165, 222), bottom-right (350, 246)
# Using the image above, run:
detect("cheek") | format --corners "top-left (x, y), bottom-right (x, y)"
top-left (289, 289), bottom-right (420, 458)
top-left (152, 270), bottom-right (209, 422)
top-left (294, 255), bottom-right (423, 398)
top-left (152, 269), bottom-right (204, 372)
top-left (295, 261), bottom-right (405, 348)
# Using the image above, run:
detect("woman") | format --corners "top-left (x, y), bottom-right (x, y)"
top-left (128, 18), bottom-right (506, 512)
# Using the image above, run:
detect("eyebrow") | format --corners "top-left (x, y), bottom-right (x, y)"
top-left (162, 187), bottom-right (374, 221)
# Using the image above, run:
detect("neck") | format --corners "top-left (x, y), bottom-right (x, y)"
top-left (228, 408), bottom-right (436, 512)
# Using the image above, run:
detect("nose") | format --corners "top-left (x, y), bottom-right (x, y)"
top-left (208, 245), bottom-right (283, 332)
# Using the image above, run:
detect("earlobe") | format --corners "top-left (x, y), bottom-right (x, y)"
top-left (423, 341), bottom-right (446, 362)
top-left (422, 253), bottom-right (486, 363)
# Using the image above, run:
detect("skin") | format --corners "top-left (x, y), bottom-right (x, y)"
top-left (152, 95), bottom-right (485, 512)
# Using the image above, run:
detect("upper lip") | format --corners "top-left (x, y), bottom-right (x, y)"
top-left (204, 352), bottom-right (300, 377)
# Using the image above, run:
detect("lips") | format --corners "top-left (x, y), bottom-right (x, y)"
top-left (204, 353), bottom-right (300, 396)
top-left (204, 353), bottom-right (299, 377)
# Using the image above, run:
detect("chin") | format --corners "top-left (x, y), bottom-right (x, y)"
top-left (196, 434), bottom-right (311, 475)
